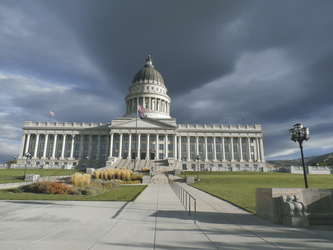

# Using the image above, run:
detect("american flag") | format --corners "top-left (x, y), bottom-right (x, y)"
top-left (137, 102), bottom-right (145, 119)
top-left (50, 110), bottom-right (55, 117)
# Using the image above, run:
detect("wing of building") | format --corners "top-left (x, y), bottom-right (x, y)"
top-left (17, 56), bottom-right (266, 171)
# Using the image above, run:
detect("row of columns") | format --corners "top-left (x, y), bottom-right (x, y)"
top-left (126, 97), bottom-right (170, 115)
top-left (19, 132), bottom-right (265, 163)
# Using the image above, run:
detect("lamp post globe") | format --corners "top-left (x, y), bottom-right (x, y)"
top-left (289, 123), bottom-right (310, 188)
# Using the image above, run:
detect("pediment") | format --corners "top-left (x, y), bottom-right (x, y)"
top-left (110, 117), bottom-right (177, 130)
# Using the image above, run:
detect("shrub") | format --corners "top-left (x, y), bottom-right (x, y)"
top-left (92, 168), bottom-right (133, 182)
top-left (23, 181), bottom-right (73, 194)
top-left (70, 173), bottom-right (91, 187)
top-left (79, 186), bottom-right (101, 196)
top-left (131, 174), bottom-right (142, 182)
top-left (141, 167), bottom-right (150, 172)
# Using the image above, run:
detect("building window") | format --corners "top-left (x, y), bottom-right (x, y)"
top-left (101, 136), bottom-right (106, 141)
top-left (243, 155), bottom-right (247, 160)
top-left (102, 144), bottom-right (107, 150)
top-left (216, 138), bottom-right (220, 143)
top-left (66, 152), bottom-right (70, 158)
top-left (84, 144), bottom-right (89, 150)
top-left (67, 143), bottom-right (71, 150)
top-left (168, 144), bottom-right (172, 150)
top-left (159, 153), bottom-right (164, 159)
top-left (181, 145), bottom-right (186, 151)
top-left (199, 145), bottom-right (203, 152)
top-left (251, 139), bottom-right (254, 143)
top-left (251, 146), bottom-right (254, 152)
top-left (101, 153), bottom-right (106, 159)
top-left (159, 144), bottom-right (164, 150)
top-left (49, 143), bottom-right (53, 150)
top-left (181, 137), bottom-right (186, 142)
top-left (85, 136), bottom-right (90, 141)
top-left (190, 145), bottom-right (195, 151)
top-left (141, 136), bottom-right (146, 141)
top-left (224, 138), bottom-right (229, 143)
top-left (40, 143), bottom-right (44, 149)
top-left (190, 137), bottom-right (195, 143)
top-left (76, 144), bottom-right (80, 150)
top-left (124, 135), bottom-right (129, 141)
top-left (115, 143), bottom-right (119, 149)
top-left (207, 137), bottom-right (212, 143)
top-left (159, 136), bottom-right (164, 141)
top-left (225, 154), bottom-right (229, 161)
top-left (225, 146), bottom-right (229, 152)
top-left (93, 144), bottom-right (98, 150)
top-left (58, 143), bottom-right (62, 150)
top-left (76, 135), bottom-right (81, 141)
top-left (241, 138), bottom-right (245, 143)
top-left (199, 137), bottom-right (203, 143)
top-left (92, 153), bottom-right (97, 159)
top-left (150, 144), bottom-right (155, 150)
top-left (216, 145), bottom-right (220, 152)
top-left (57, 152), bottom-right (61, 158)
top-left (142, 144), bottom-right (146, 150)
top-left (242, 146), bottom-right (246, 152)
top-left (168, 153), bottom-right (173, 157)
top-left (48, 152), bottom-right (52, 158)
top-left (31, 143), bottom-right (35, 149)
top-left (234, 154), bottom-right (238, 160)
top-left (115, 135), bottom-right (120, 140)
top-left (124, 143), bottom-right (128, 150)
top-left (168, 136), bottom-right (173, 141)
top-left (150, 136), bottom-right (155, 141)
top-left (58, 135), bottom-right (63, 141)
top-left (233, 146), bottom-right (237, 152)
top-left (207, 146), bottom-right (212, 152)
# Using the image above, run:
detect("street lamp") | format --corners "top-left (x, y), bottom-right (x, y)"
top-left (289, 123), bottom-right (310, 188)
top-left (196, 154), bottom-right (200, 181)
top-left (24, 152), bottom-right (32, 179)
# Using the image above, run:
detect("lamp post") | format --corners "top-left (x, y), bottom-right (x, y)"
top-left (196, 154), bottom-right (200, 181)
top-left (24, 152), bottom-right (31, 179)
top-left (289, 123), bottom-right (310, 188)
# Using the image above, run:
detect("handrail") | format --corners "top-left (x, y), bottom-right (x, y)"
top-left (169, 181), bottom-right (197, 223)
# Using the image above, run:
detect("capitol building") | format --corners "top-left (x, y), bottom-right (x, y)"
top-left (17, 56), bottom-right (266, 171)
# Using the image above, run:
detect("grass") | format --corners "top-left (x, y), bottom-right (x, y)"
top-left (0, 169), bottom-right (84, 184)
top-left (181, 171), bottom-right (333, 214)
top-left (0, 185), bottom-right (146, 201)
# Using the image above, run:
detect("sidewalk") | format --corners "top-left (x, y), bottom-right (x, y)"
top-left (0, 182), bottom-right (332, 249)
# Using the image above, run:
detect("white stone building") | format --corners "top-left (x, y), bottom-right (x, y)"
top-left (17, 56), bottom-right (265, 170)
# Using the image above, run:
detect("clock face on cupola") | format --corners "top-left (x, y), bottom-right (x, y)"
top-left (123, 55), bottom-right (171, 119)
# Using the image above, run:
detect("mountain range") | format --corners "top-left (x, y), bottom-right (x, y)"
top-left (267, 152), bottom-right (333, 167)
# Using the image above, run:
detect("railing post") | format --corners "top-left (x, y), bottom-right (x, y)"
top-left (189, 196), bottom-right (191, 215)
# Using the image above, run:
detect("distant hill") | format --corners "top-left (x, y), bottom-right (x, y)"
top-left (267, 152), bottom-right (333, 167)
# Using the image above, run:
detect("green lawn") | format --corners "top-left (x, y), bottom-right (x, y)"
top-left (0, 169), bottom-right (84, 184)
top-left (0, 185), bottom-right (146, 201)
top-left (181, 171), bottom-right (333, 214)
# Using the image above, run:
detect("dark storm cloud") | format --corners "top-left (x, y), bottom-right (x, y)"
top-left (1, 0), bottom-right (333, 163)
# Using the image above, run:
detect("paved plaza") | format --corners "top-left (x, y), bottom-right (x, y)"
top-left (0, 182), bottom-right (332, 249)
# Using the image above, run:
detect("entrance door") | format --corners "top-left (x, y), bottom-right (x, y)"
top-left (150, 153), bottom-right (155, 160)
top-left (141, 153), bottom-right (146, 159)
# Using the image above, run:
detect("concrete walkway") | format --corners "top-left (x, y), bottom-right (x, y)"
top-left (0, 182), bottom-right (332, 249)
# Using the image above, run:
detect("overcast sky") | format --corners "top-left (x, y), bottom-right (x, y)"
top-left (1, 0), bottom-right (333, 163)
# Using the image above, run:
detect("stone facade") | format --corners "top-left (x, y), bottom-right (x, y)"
top-left (17, 56), bottom-right (266, 170)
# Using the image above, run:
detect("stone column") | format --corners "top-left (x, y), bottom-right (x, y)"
top-left (87, 135), bottom-right (93, 159)
top-left (204, 136), bottom-right (208, 161)
top-left (119, 133), bottom-right (123, 158)
top-left (109, 133), bottom-right (114, 158)
top-left (173, 134), bottom-right (177, 159)
top-left (222, 137), bottom-right (225, 161)
top-left (52, 134), bottom-right (58, 159)
top-left (25, 133), bottom-right (31, 154)
top-left (256, 138), bottom-right (260, 162)
top-left (128, 133), bottom-right (132, 160)
top-left (196, 136), bottom-right (199, 157)
top-left (239, 137), bottom-right (243, 161)
top-left (165, 134), bottom-right (168, 159)
top-left (260, 138), bottom-right (265, 162)
top-left (70, 135), bottom-right (75, 159)
top-left (146, 134), bottom-right (150, 160)
top-left (137, 133), bottom-right (141, 160)
top-left (178, 136), bottom-right (182, 160)
top-left (187, 136), bottom-right (190, 161)
top-left (61, 134), bottom-right (67, 159)
top-left (43, 134), bottom-right (49, 159)
top-left (213, 137), bottom-right (217, 161)
top-left (230, 137), bottom-right (234, 161)
top-left (33, 134), bottom-right (40, 159)
top-left (248, 137), bottom-right (252, 162)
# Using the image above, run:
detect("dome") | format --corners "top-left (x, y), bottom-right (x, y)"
top-left (132, 55), bottom-right (164, 85)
